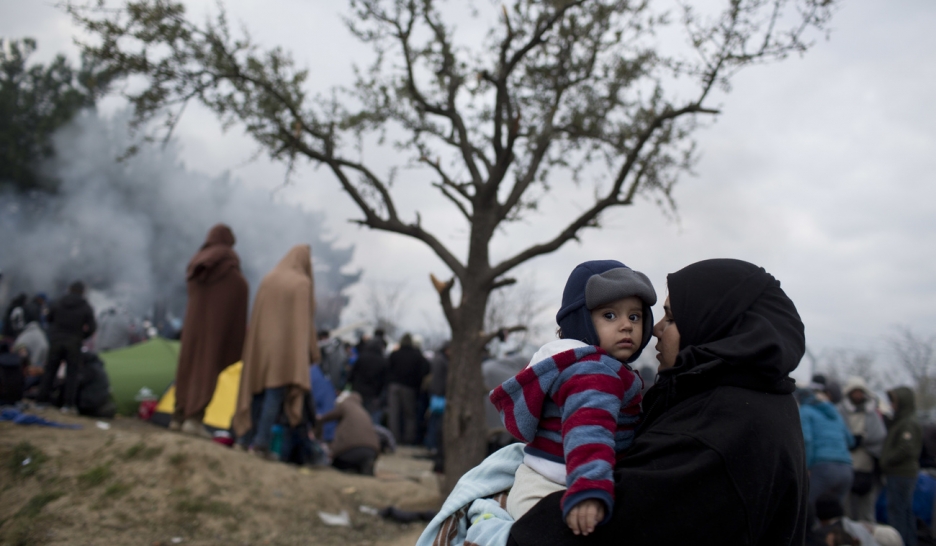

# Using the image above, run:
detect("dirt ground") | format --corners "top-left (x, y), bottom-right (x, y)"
top-left (0, 410), bottom-right (441, 546)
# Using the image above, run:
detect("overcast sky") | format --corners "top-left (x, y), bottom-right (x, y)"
top-left (3, 0), bottom-right (935, 382)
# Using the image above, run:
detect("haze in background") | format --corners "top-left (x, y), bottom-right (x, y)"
top-left (0, 110), bottom-right (359, 329)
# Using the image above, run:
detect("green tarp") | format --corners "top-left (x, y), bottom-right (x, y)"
top-left (99, 338), bottom-right (179, 415)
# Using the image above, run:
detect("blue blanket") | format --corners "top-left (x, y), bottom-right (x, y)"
top-left (1, 408), bottom-right (82, 429)
top-left (416, 443), bottom-right (523, 546)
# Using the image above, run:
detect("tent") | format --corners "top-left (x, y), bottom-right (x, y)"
top-left (99, 338), bottom-right (180, 415)
top-left (150, 362), bottom-right (242, 430)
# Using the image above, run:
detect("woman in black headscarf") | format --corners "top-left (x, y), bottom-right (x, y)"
top-left (508, 259), bottom-right (809, 546)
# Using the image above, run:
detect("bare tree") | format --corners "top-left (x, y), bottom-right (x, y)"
top-left (889, 326), bottom-right (936, 411)
top-left (65, 0), bottom-right (837, 487)
top-left (484, 276), bottom-right (551, 345)
top-left (814, 348), bottom-right (884, 393)
top-left (358, 280), bottom-right (410, 339)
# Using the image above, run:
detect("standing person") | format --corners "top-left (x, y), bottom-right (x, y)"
top-left (425, 341), bottom-right (449, 453)
top-left (838, 376), bottom-right (887, 522)
top-left (506, 259), bottom-right (809, 546)
top-left (232, 244), bottom-right (320, 459)
top-left (799, 384), bottom-right (856, 508)
top-left (318, 391), bottom-right (381, 475)
top-left (318, 330), bottom-right (348, 391)
top-left (881, 386), bottom-right (923, 546)
top-left (348, 339), bottom-right (388, 424)
top-left (171, 224), bottom-right (249, 436)
top-left (387, 333), bottom-right (430, 445)
top-left (491, 260), bottom-right (655, 536)
top-left (37, 281), bottom-right (96, 413)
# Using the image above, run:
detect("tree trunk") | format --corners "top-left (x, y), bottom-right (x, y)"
top-left (441, 282), bottom-right (490, 494)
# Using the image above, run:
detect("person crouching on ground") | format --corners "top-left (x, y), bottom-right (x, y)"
top-left (317, 391), bottom-right (381, 475)
top-left (490, 260), bottom-right (656, 536)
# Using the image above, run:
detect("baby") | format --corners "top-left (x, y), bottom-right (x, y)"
top-left (490, 260), bottom-right (656, 535)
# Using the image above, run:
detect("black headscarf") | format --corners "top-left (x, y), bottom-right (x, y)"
top-left (640, 259), bottom-right (805, 432)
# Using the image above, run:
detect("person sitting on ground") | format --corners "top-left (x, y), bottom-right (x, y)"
top-left (491, 260), bottom-right (656, 536)
top-left (812, 494), bottom-right (903, 546)
top-left (13, 303), bottom-right (48, 393)
top-left (317, 391), bottom-right (381, 476)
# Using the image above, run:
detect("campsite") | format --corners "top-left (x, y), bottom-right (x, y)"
top-left (0, 338), bottom-right (442, 546)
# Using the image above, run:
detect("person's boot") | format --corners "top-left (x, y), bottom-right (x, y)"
top-left (168, 420), bottom-right (182, 432)
top-left (181, 418), bottom-right (211, 439)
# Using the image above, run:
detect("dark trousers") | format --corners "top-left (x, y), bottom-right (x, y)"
top-left (37, 336), bottom-right (83, 407)
top-left (886, 475), bottom-right (917, 546)
top-left (332, 446), bottom-right (377, 476)
top-left (387, 383), bottom-right (417, 444)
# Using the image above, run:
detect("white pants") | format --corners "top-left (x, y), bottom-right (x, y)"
top-left (506, 463), bottom-right (567, 520)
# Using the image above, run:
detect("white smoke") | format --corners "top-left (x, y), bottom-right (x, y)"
top-left (0, 109), bottom-right (358, 329)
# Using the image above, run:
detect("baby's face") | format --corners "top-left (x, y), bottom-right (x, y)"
top-left (589, 296), bottom-right (644, 362)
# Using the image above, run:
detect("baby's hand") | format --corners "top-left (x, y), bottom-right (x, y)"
top-left (565, 499), bottom-right (605, 536)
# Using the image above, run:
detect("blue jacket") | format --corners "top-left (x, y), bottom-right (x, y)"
top-left (800, 394), bottom-right (854, 468)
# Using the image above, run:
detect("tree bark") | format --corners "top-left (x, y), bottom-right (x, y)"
top-left (440, 280), bottom-right (490, 494)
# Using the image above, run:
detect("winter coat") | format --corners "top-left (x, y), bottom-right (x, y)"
top-left (508, 259), bottom-right (808, 546)
top-left (880, 387), bottom-right (923, 478)
top-left (13, 322), bottom-right (48, 368)
top-left (233, 244), bottom-right (320, 436)
top-left (387, 345), bottom-right (430, 390)
top-left (800, 393), bottom-right (855, 468)
top-left (318, 391), bottom-right (380, 457)
top-left (428, 350), bottom-right (448, 397)
top-left (348, 341), bottom-right (388, 410)
top-left (47, 293), bottom-right (96, 341)
top-left (174, 224), bottom-right (249, 421)
top-left (838, 376), bottom-right (887, 472)
top-left (490, 339), bottom-right (642, 521)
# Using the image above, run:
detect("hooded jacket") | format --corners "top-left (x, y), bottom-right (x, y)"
top-left (509, 259), bottom-right (808, 546)
top-left (47, 293), bottom-right (96, 340)
top-left (799, 390), bottom-right (855, 468)
top-left (880, 387), bottom-right (922, 478)
top-left (837, 376), bottom-right (886, 472)
top-left (318, 391), bottom-right (380, 457)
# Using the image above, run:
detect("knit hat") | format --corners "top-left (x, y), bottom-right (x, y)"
top-left (555, 260), bottom-right (657, 363)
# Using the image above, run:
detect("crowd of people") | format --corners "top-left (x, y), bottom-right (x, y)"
top-left (0, 224), bottom-right (450, 480)
top-left (4, 234), bottom-right (936, 546)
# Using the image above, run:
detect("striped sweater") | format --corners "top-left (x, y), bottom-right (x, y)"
top-left (489, 341), bottom-right (642, 521)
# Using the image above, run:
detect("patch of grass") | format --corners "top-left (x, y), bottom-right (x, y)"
top-left (15, 491), bottom-right (64, 519)
top-left (103, 481), bottom-right (134, 499)
top-left (77, 464), bottom-right (112, 488)
top-left (168, 453), bottom-right (187, 467)
top-left (174, 497), bottom-right (236, 517)
top-left (7, 442), bottom-right (48, 478)
top-left (122, 442), bottom-right (163, 461)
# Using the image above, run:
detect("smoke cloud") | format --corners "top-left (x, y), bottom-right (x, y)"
top-left (0, 109), bottom-right (359, 329)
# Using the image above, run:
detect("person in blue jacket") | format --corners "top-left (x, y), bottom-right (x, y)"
top-left (799, 384), bottom-right (856, 509)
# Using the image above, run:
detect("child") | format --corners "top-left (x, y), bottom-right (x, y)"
top-left (490, 260), bottom-right (656, 536)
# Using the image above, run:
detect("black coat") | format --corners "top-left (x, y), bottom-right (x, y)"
top-left (510, 259), bottom-right (808, 546)
top-left (509, 383), bottom-right (806, 546)
top-left (348, 343), bottom-right (388, 409)
top-left (47, 294), bottom-right (96, 341)
top-left (387, 345), bottom-right (429, 390)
